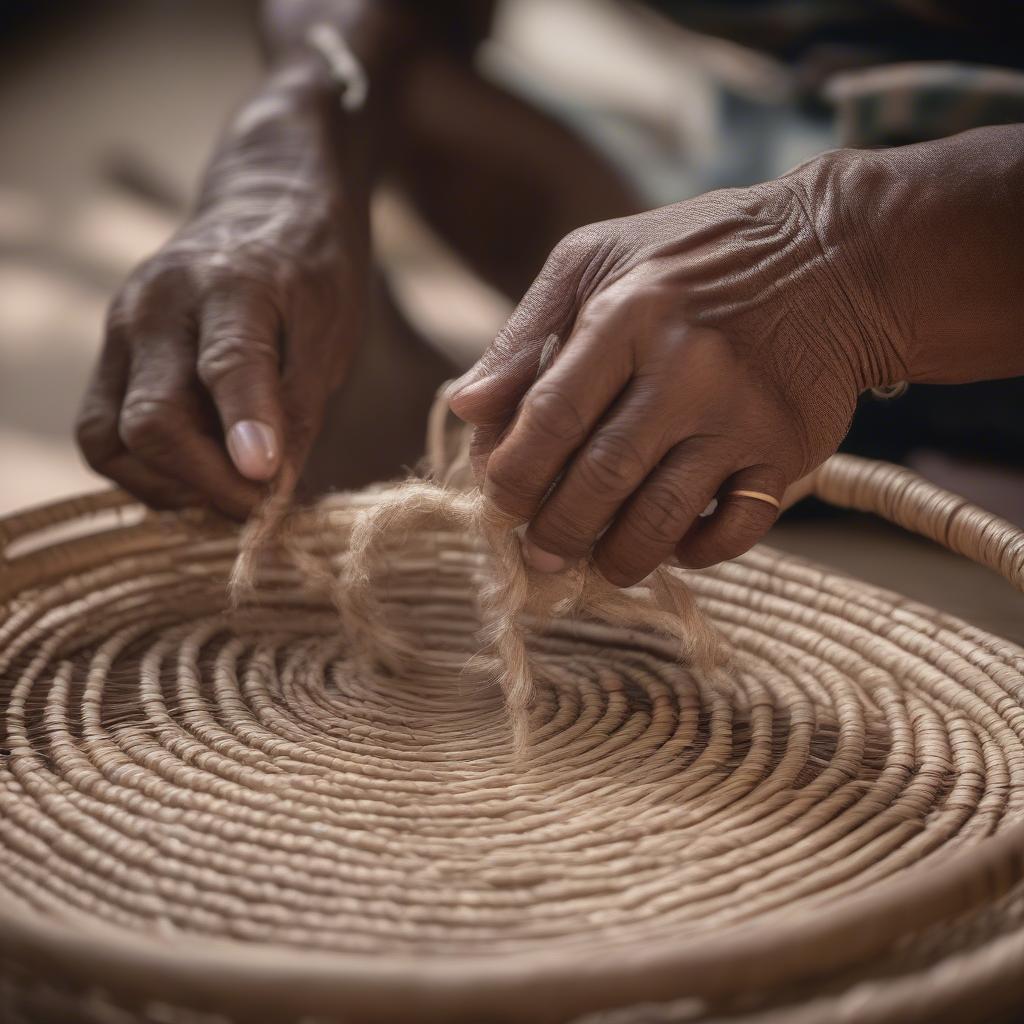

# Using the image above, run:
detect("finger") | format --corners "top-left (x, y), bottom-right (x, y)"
top-left (465, 334), bottom-right (564, 485)
top-left (448, 226), bottom-right (596, 431)
top-left (80, 385), bottom-right (203, 509)
top-left (94, 451), bottom-right (203, 510)
top-left (522, 377), bottom-right (677, 572)
top-left (196, 289), bottom-right (284, 482)
top-left (675, 464), bottom-right (785, 569)
top-left (119, 321), bottom-right (263, 519)
top-left (593, 438), bottom-right (727, 587)
top-left (76, 310), bottom-right (132, 473)
top-left (77, 310), bottom-right (198, 509)
top-left (482, 292), bottom-right (636, 521)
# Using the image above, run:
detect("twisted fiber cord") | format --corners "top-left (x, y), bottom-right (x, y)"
top-left (229, 458), bottom-right (723, 754)
top-left (229, 461), bottom-right (300, 598)
top-left (339, 481), bottom-right (718, 753)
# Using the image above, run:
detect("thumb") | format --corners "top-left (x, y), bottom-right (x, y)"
top-left (196, 289), bottom-right (285, 482)
top-left (448, 227), bottom-right (595, 428)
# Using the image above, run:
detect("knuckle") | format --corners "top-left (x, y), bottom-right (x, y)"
top-left (577, 432), bottom-right (646, 493)
top-left (575, 289), bottom-right (623, 332)
top-left (125, 259), bottom-right (189, 305)
top-left (521, 387), bottom-right (586, 446)
top-left (197, 334), bottom-right (276, 390)
top-left (627, 486), bottom-right (694, 548)
top-left (118, 398), bottom-right (183, 460)
top-left (109, 267), bottom-right (193, 338)
top-left (551, 224), bottom-right (600, 266)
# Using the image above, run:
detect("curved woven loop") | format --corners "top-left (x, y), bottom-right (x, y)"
top-left (0, 488), bottom-right (136, 558)
top-left (0, 491), bottom-right (220, 604)
top-left (809, 455), bottom-right (1024, 591)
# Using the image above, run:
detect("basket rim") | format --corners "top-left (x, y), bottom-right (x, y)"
top-left (1, 810), bottom-right (1023, 1022)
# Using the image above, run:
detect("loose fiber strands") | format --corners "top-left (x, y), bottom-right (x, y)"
top-left (228, 381), bottom-right (724, 753)
top-left (230, 473), bottom-right (724, 754)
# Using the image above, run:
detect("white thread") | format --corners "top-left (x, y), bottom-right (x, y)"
top-left (306, 22), bottom-right (369, 112)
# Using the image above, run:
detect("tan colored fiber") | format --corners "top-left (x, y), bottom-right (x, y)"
top-left (1, 454), bottom-right (1024, 1024)
top-left (325, 480), bottom-right (724, 753)
top-left (229, 416), bottom-right (724, 752)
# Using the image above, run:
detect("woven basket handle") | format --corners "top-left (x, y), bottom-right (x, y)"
top-left (787, 454), bottom-right (1024, 594)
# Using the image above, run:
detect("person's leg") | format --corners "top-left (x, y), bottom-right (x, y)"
top-left (392, 51), bottom-right (644, 300)
top-left (301, 270), bottom-right (458, 495)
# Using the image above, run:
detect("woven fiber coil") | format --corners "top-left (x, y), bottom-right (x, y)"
top-left (0, 454), bottom-right (1023, 1024)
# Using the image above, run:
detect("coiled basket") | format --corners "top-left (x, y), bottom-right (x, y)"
top-left (1, 454), bottom-right (1023, 1024)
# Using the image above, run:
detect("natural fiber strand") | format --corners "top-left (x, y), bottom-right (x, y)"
top-left (228, 436), bottom-right (724, 753)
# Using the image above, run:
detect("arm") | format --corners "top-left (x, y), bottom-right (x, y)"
top-left (76, 1), bottom-right (470, 516)
top-left (810, 124), bottom-right (1024, 385)
top-left (449, 124), bottom-right (1024, 583)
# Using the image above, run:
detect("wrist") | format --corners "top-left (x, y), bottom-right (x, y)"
top-left (223, 51), bottom-right (353, 153)
top-left (260, 0), bottom-right (422, 93)
top-left (196, 54), bottom-right (367, 228)
top-left (798, 127), bottom-right (1024, 389)
top-left (787, 148), bottom-right (912, 394)
top-left (866, 126), bottom-right (1024, 385)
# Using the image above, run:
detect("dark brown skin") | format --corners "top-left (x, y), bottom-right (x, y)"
top-left (450, 124), bottom-right (1024, 584)
top-left (77, 0), bottom-right (1023, 582)
top-left (75, 49), bottom-right (370, 518)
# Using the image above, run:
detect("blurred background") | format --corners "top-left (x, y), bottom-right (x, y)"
top-left (1, 0), bottom-right (1022, 638)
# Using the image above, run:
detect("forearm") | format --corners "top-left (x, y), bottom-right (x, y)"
top-left (820, 125), bottom-right (1024, 387)
top-left (195, 58), bottom-right (361, 240)
top-left (195, 2), bottom-right (426, 225)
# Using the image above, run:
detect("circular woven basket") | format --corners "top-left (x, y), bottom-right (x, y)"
top-left (1, 454), bottom-right (1023, 1024)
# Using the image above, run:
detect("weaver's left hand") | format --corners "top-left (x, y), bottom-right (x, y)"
top-left (448, 151), bottom-right (909, 585)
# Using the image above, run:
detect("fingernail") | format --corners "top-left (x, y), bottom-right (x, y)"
top-left (447, 369), bottom-right (486, 402)
top-left (522, 538), bottom-right (568, 574)
top-left (445, 376), bottom-right (468, 400)
top-left (227, 420), bottom-right (279, 481)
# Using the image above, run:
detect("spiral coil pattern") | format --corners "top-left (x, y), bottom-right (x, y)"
top-left (1, 457), bottom-right (1024, 1023)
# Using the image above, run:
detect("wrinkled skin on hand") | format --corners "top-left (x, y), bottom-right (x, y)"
top-left (450, 150), bottom-right (907, 586)
top-left (76, 182), bottom-right (363, 519)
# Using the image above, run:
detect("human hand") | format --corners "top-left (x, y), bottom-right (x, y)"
top-left (449, 150), bottom-right (908, 584)
top-left (77, 61), bottom-right (368, 518)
